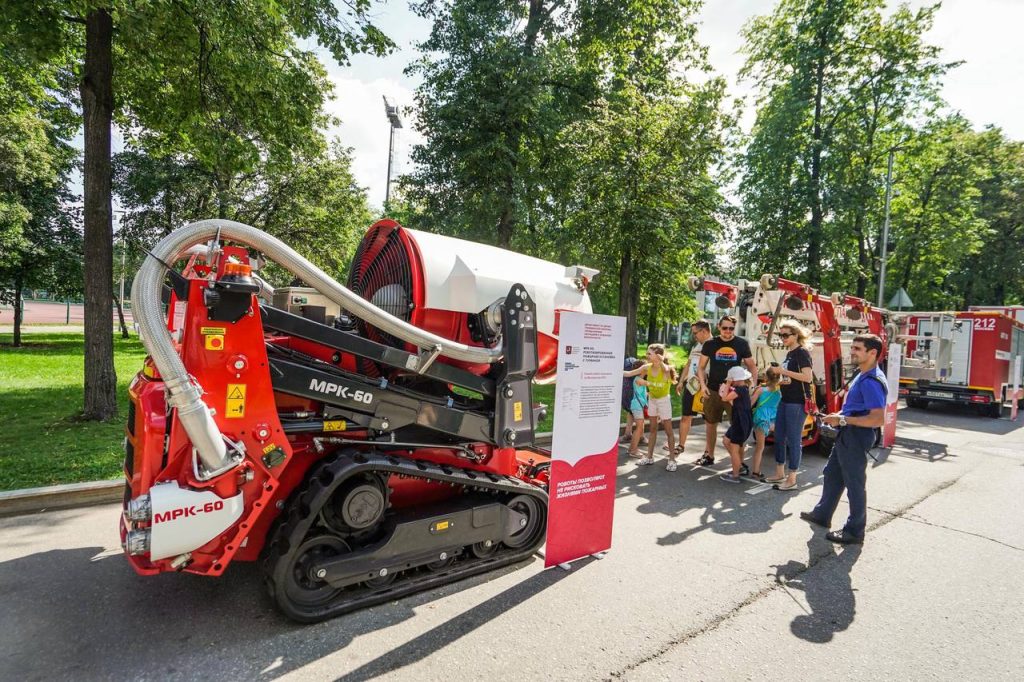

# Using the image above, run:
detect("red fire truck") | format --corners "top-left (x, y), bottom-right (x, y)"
top-left (968, 305), bottom-right (1024, 324)
top-left (898, 310), bottom-right (1024, 417)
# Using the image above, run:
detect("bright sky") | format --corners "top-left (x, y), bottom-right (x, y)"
top-left (326, 0), bottom-right (1024, 210)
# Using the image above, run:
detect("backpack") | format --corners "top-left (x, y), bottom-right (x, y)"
top-left (621, 357), bottom-right (638, 408)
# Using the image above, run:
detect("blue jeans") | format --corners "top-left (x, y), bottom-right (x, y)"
top-left (774, 402), bottom-right (806, 472)
top-left (811, 425), bottom-right (874, 538)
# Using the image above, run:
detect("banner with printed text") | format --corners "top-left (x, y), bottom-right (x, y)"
top-left (882, 343), bottom-right (902, 448)
top-left (544, 312), bottom-right (625, 568)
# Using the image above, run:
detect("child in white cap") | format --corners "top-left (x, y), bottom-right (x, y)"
top-left (719, 365), bottom-right (754, 483)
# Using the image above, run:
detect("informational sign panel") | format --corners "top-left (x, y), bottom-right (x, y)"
top-left (544, 312), bottom-right (625, 568)
top-left (1012, 355), bottom-right (1022, 421)
top-left (882, 343), bottom-right (902, 448)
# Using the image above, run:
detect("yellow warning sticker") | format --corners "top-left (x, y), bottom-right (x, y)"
top-left (263, 443), bottom-right (277, 455)
top-left (513, 401), bottom-right (523, 422)
top-left (225, 384), bottom-right (246, 418)
top-left (323, 419), bottom-right (347, 432)
top-left (200, 326), bottom-right (227, 335)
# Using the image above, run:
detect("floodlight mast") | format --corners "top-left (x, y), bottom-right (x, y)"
top-left (383, 96), bottom-right (403, 209)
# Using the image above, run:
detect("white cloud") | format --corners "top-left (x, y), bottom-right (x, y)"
top-left (926, 0), bottom-right (1024, 137)
top-left (694, 0), bottom-right (1024, 138)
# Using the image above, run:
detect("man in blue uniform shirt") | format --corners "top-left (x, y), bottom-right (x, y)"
top-left (801, 334), bottom-right (889, 544)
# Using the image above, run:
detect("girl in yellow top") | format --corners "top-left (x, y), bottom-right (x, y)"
top-left (636, 344), bottom-right (678, 470)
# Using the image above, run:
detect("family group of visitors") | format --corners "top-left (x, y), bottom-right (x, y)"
top-left (620, 317), bottom-right (889, 545)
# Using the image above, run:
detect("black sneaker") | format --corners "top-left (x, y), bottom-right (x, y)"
top-left (800, 512), bottom-right (829, 529)
top-left (826, 530), bottom-right (864, 545)
top-left (739, 463), bottom-right (750, 477)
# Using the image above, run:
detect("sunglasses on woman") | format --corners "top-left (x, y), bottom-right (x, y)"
top-left (778, 332), bottom-right (793, 338)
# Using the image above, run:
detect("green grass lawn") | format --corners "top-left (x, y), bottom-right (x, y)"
top-left (0, 336), bottom-right (688, 490)
top-left (0, 333), bottom-right (147, 490)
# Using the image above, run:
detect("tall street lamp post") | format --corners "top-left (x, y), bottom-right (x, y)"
top-left (877, 146), bottom-right (900, 307)
top-left (383, 96), bottom-right (403, 211)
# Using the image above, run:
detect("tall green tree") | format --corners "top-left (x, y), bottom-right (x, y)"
top-left (552, 0), bottom-right (729, 349)
top-left (115, 140), bottom-right (373, 280)
top-left (404, 0), bottom-right (590, 249)
top-left (950, 127), bottom-right (1024, 307)
top-left (884, 116), bottom-right (988, 309)
top-left (2, 0), bottom-right (393, 420)
top-left (404, 0), bottom-right (728, 345)
top-left (738, 0), bottom-right (948, 292)
top-left (0, 59), bottom-right (81, 347)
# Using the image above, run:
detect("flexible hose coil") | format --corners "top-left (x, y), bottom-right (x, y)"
top-left (133, 219), bottom-right (503, 475)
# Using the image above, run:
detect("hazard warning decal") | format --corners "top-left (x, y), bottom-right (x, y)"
top-left (226, 384), bottom-right (246, 418)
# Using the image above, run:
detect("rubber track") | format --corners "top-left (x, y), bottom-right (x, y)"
top-left (261, 450), bottom-right (548, 623)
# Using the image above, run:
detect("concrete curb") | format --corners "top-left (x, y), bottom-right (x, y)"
top-left (0, 416), bottom-right (702, 516)
top-left (0, 479), bottom-right (123, 517)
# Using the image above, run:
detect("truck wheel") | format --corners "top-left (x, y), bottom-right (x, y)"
top-left (987, 403), bottom-right (1003, 419)
top-left (907, 397), bottom-right (927, 409)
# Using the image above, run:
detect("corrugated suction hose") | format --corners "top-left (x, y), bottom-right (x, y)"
top-left (132, 219), bottom-right (503, 476)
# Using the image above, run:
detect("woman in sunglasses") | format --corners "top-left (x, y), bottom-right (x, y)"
top-left (770, 320), bottom-right (814, 490)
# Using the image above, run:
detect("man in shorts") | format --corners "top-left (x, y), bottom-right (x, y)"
top-left (671, 319), bottom-right (714, 457)
top-left (694, 315), bottom-right (756, 465)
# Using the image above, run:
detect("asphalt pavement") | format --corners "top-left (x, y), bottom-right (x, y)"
top-left (1, 404), bottom-right (1021, 681)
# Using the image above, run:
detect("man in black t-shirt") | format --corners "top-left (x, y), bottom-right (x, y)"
top-left (694, 316), bottom-right (756, 465)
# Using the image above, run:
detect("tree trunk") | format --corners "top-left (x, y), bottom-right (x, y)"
top-left (216, 171), bottom-right (230, 220)
top-left (113, 293), bottom-right (129, 339)
top-left (961, 259), bottom-right (975, 309)
top-left (854, 212), bottom-right (868, 298)
top-left (13, 274), bottom-right (23, 348)
top-left (496, 200), bottom-right (514, 250)
top-left (80, 8), bottom-right (118, 421)
top-left (806, 18), bottom-right (830, 287)
top-left (617, 246), bottom-right (637, 357)
top-left (645, 296), bottom-right (659, 344)
top-left (630, 283), bottom-right (640, 354)
top-left (994, 281), bottom-right (1006, 306)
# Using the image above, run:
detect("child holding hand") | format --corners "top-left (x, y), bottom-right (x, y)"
top-left (625, 359), bottom-right (649, 458)
top-left (748, 366), bottom-right (782, 481)
top-left (719, 366), bottom-right (754, 483)
top-left (636, 344), bottom-right (678, 470)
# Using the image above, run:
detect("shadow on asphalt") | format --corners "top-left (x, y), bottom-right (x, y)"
top-left (333, 561), bottom-right (578, 681)
top-left (0, 540), bottom-right (558, 680)
top-left (772, 537), bottom-right (862, 644)
top-left (899, 404), bottom-right (1023, 435)
top-left (612, 444), bottom-right (828, 545)
top-left (878, 436), bottom-right (953, 464)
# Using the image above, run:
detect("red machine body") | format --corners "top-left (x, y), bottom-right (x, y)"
top-left (349, 220), bottom-right (590, 382)
top-left (121, 221), bottom-right (562, 622)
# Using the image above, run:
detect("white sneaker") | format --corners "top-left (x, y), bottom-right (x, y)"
top-left (666, 460), bottom-right (678, 472)
top-left (637, 457), bottom-right (654, 466)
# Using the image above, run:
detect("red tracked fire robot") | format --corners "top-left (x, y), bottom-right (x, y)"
top-left (120, 219), bottom-right (594, 622)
